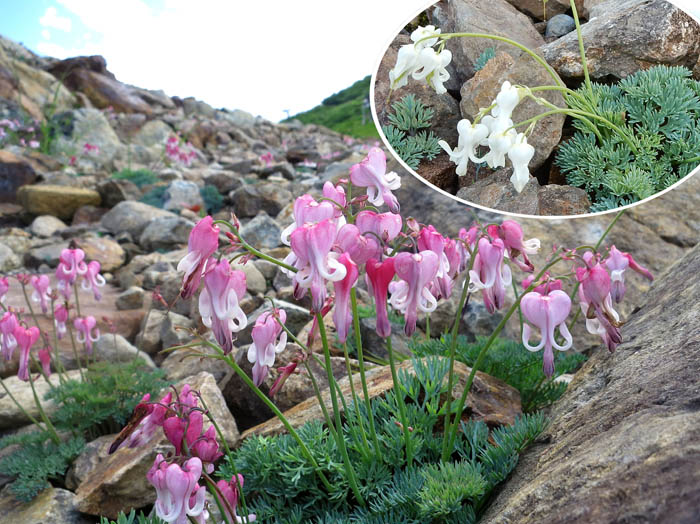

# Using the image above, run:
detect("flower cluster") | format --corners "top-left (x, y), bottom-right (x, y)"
top-left (438, 82), bottom-right (535, 193)
top-left (166, 135), bottom-right (197, 166)
top-left (389, 25), bottom-right (452, 95)
top-left (0, 118), bottom-right (41, 149)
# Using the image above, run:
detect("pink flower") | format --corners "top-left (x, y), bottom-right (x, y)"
top-left (199, 260), bottom-right (248, 354)
top-left (38, 347), bottom-right (52, 377)
top-left (469, 237), bottom-right (512, 313)
top-left (15, 325), bottom-right (40, 381)
top-left (164, 409), bottom-right (204, 456)
top-left (69, 156), bottom-right (77, 166)
top-left (322, 181), bottom-right (347, 215)
top-left (333, 253), bottom-right (359, 343)
top-left (604, 245), bottom-right (653, 303)
top-left (30, 274), bottom-right (52, 314)
top-left (389, 251), bottom-right (440, 336)
top-left (0, 276), bottom-right (8, 303)
top-left (74, 316), bottom-right (100, 354)
top-left (83, 142), bottom-right (99, 154)
top-left (190, 426), bottom-right (223, 473)
top-left (349, 148), bottom-right (401, 213)
top-left (217, 475), bottom-right (257, 523)
top-left (269, 361), bottom-right (298, 397)
top-left (247, 309), bottom-right (287, 387)
top-left (366, 257), bottom-right (396, 338)
top-left (56, 248), bottom-right (88, 299)
top-left (81, 261), bottom-right (106, 300)
top-left (289, 219), bottom-right (347, 313)
top-left (54, 304), bottom-right (68, 340)
top-left (260, 152), bottom-right (274, 166)
top-left (355, 210), bottom-right (403, 244)
top-left (1, 312), bottom-right (18, 361)
top-left (417, 225), bottom-right (454, 300)
top-left (29, 140), bottom-right (40, 149)
top-left (336, 224), bottom-right (380, 265)
top-left (115, 392), bottom-right (172, 452)
top-left (280, 194), bottom-right (336, 246)
top-left (148, 455), bottom-right (207, 524)
top-left (177, 216), bottom-right (220, 299)
top-left (521, 288), bottom-right (573, 377)
top-left (487, 220), bottom-right (540, 272)
top-left (576, 254), bottom-right (621, 352)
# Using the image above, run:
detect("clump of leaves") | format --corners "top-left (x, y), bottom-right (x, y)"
top-left (383, 94), bottom-right (442, 169)
top-left (410, 335), bottom-right (586, 412)
top-left (557, 65), bottom-right (700, 211)
top-left (0, 432), bottom-right (85, 502)
top-left (46, 359), bottom-right (169, 440)
top-left (220, 356), bottom-right (549, 522)
top-left (139, 185), bottom-right (168, 208)
top-left (474, 47), bottom-right (496, 72)
top-left (100, 511), bottom-right (165, 524)
top-left (200, 184), bottom-right (224, 213)
top-left (112, 168), bottom-right (159, 188)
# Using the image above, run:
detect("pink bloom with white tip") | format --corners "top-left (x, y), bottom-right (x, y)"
top-left (469, 237), bottom-right (512, 313)
top-left (417, 225), bottom-right (453, 300)
top-left (280, 194), bottom-right (336, 246)
top-left (81, 261), bottom-right (106, 300)
top-left (289, 219), bottom-right (347, 313)
top-left (604, 245), bottom-right (653, 303)
top-left (576, 254), bottom-right (622, 352)
top-left (0, 277), bottom-right (8, 303)
top-left (487, 220), bottom-right (540, 272)
top-left (520, 288), bottom-right (573, 377)
top-left (349, 148), bottom-right (401, 213)
top-left (1, 312), bottom-right (18, 361)
top-left (247, 309), bottom-right (287, 387)
top-left (15, 325), bottom-right (40, 381)
top-left (366, 257), bottom-right (396, 338)
top-left (199, 260), bottom-right (248, 354)
top-left (178, 216), bottom-right (220, 299)
top-left (56, 248), bottom-right (88, 299)
top-left (148, 455), bottom-right (207, 524)
top-left (30, 275), bottom-right (52, 314)
top-left (333, 253), bottom-right (359, 343)
top-left (389, 251), bottom-right (440, 336)
top-left (54, 304), bottom-right (68, 340)
top-left (322, 181), bottom-right (347, 215)
top-left (74, 316), bottom-right (100, 354)
top-left (217, 475), bottom-right (257, 523)
top-left (38, 347), bottom-right (52, 377)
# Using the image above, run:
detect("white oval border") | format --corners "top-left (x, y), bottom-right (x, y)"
top-left (369, 0), bottom-right (700, 220)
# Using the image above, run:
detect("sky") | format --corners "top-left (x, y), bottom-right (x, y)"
top-left (0, 1), bottom-right (698, 123)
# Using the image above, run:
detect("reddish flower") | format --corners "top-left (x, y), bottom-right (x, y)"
top-left (366, 257), bottom-right (396, 337)
top-left (177, 216), bottom-right (220, 299)
top-left (15, 325), bottom-right (40, 381)
top-left (388, 251), bottom-right (440, 336)
top-left (247, 309), bottom-right (287, 387)
top-left (332, 253), bottom-right (359, 343)
top-left (1, 312), bottom-right (18, 361)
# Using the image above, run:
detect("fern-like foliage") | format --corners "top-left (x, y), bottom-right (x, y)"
top-left (410, 335), bottom-right (586, 413)
top-left (111, 168), bottom-right (159, 188)
top-left (474, 47), bottom-right (496, 72)
top-left (200, 184), bottom-right (224, 213)
top-left (100, 510), bottom-right (165, 524)
top-left (384, 95), bottom-right (443, 170)
top-left (219, 356), bottom-right (549, 522)
top-left (557, 65), bottom-right (700, 210)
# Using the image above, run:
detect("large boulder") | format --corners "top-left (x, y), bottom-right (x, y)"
top-left (541, 0), bottom-right (700, 81)
top-left (0, 150), bottom-right (37, 202)
top-left (16, 185), bottom-right (101, 220)
top-left (482, 241), bottom-right (700, 524)
top-left (0, 486), bottom-right (91, 524)
top-left (101, 201), bottom-right (176, 239)
top-left (505, 0), bottom-right (584, 21)
top-left (53, 108), bottom-right (123, 166)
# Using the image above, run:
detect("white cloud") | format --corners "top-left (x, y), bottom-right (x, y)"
top-left (39, 6), bottom-right (72, 32)
top-left (41, 29), bottom-right (51, 40)
top-left (37, 0), bottom-right (431, 120)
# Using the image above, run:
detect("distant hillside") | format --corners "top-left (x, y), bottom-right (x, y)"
top-left (284, 76), bottom-right (379, 138)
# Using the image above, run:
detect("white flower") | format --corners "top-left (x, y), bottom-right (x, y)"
top-left (492, 81), bottom-right (522, 122)
top-left (410, 25), bottom-right (441, 50)
top-left (438, 119), bottom-right (489, 176)
top-left (412, 47), bottom-right (452, 95)
top-left (480, 118), bottom-right (517, 169)
top-left (508, 133), bottom-right (535, 193)
top-left (389, 44), bottom-right (420, 90)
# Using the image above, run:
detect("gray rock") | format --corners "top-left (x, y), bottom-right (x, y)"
top-left (30, 215), bottom-right (67, 237)
top-left (132, 119), bottom-right (172, 148)
top-left (0, 242), bottom-right (20, 272)
top-left (482, 242), bottom-right (700, 524)
top-left (456, 167), bottom-right (541, 216)
top-left (541, 0), bottom-right (700, 81)
top-left (24, 241), bottom-right (70, 268)
top-left (54, 108), bottom-right (122, 166)
top-left (239, 211), bottom-right (282, 249)
top-left (545, 14), bottom-right (576, 39)
top-left (139, 215), bottom-right (194, 251)
top-left (0, 486), bottom-right (91, 524)
top-left (96, 178), bottom-right (142, 208)
top-left (161, 344), bottom-right (227, 382)
top-left (204, 170), bottom-right (243, 194)
top-left (359, 317), bottom-right (413, 360)
top-left (160, 311), bottom-right (194, 350)
top-left (231, 259), bottom-right (266, 295)
top-left (162, 180), bottom-right (204, 212)
top-left (93, 335), bottom-right (156, 368)
top-left (237, 299), bottom-right (311, 345)
top-left (0, 150), bottom-right (37, 203)
top-left (17, 185), bottom-right (102, 221)
top-left (101, 200), bottom-right (176, 239)
top-left (135, 309), bottom-right (168, 354)
top-left (230, 183), bottom-right (293, 217)
top-left (505, 0), bottom-right (583, 21)
top-left (115, 286), bottom-right (145, 310)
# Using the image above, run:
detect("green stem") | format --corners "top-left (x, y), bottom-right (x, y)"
top-left (350, 288), bottom-right (382, 458)
top-left (27, 370), bottom-right (60, 443)
top-left (680, 155), bottom-right (700, 164)
top-left (0, 376), bottom-right (45, 429)
top-left (342, 341), bottom-right (371, 456)
top-left (316, 313), bottom-right (365, 507)
top-left (49, 297), bottom-right (68, 383)
top-left (301, 360), bottom-right (338, 442)
top-left (440, 249), bottom-right (477, 461)
top-left (66, 321), bottom-right (86, 382)
top-left (444, 256), bottom-right (564, 456)
top-left (213, 220), bottom-right (297, 273)
top-left (570, 0), bottom-right (593, 96)
top-left (203, 339), bottom-right (333, 492)
top-left (386, 336), bottom-right (413, 466)
top-left (524, 94), bottom-right (603, 143)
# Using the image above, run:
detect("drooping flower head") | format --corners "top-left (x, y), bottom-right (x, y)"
top-left (336, 224), bottom-right (380, 265)
top-left (388, 251), bottom-right (439, 336)
top-left (1, 312), bottom-right (18, 361)
top-left (56, 248), bottom-right (88, 299)
top-left (81, 261), bottom-right (106, 301)
top-left (487, 220), bottom-right (540, 272)
top-left (349, 148), bottom-right (401, 213)
top-left (0, 277), bottom-right (9, 303)
top-left (604, 245), bottom-right (653, 303)
top-left (508, 133), bottom-right (535, 194)
top-left (199, 260), bottom-right (247, 354)
top-left (322, 181), bottom-right (347, 216)
top-left (147, 455), bottom-right (207, 524)
top-left (29, 274), bottom-right (51, 314)
top-left (521, 288), bottom-right (573, 377)
top-left (355, 210), bottom-right (403, 244)
top-left (74, 316), bottom-right (100, 354)
top-left (576, 254), bottom-right (621, 352)
top-left (54, 304), bottom-right (68, 340)
top-left (15, 325), bottom-right (40, 381)
top-left (280, 194), bottom-right (337, 246)
top-left (217, 475), bottom-right (257, 523)
top-left (438, 119), bottom-right (489, 177)
top-left (247, 309), bottom-right (287, 387)
top-left (190, 425), bottom-right (223, 473)
top-left (491, 81), bottom-right (522, 123)
top-left (332, 253), bottom-right (359, 344)
top-left (177, 216), bottom-right (220, 299)
top-left (469, 237), bottom-right (512, 314)
top-left (289, 219), bottom-right (347, 313)
top-left (366, 257), bottom-right (396, 338)
top-left (38, 347), bottom-right (52, 377)
top-left (412, 46), bottom-right (452, 95)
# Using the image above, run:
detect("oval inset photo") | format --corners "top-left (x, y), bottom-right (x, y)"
top-left (372, 0), bottom-right (700, 217)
